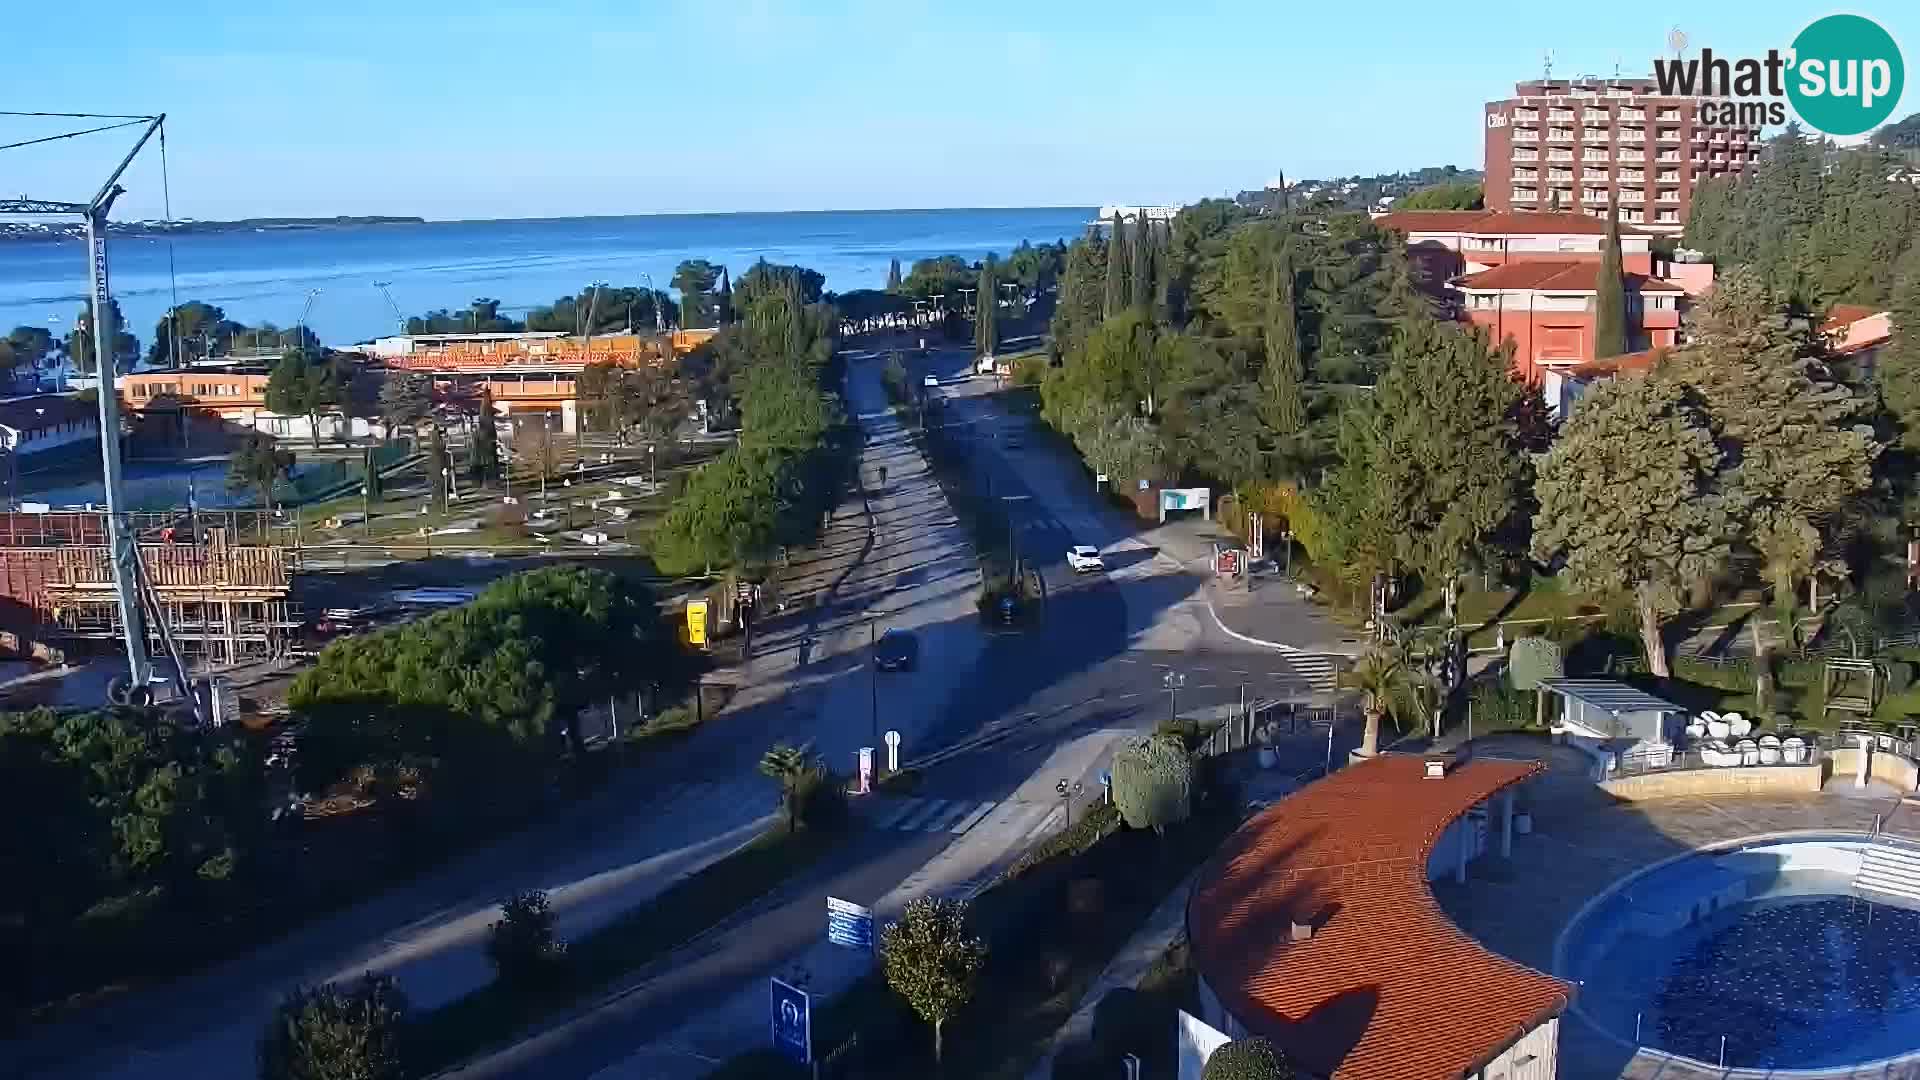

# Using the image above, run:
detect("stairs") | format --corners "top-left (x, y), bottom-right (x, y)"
top-left (1855, 839), bottom-right (1920, 904)
top-left (1283, 652), bottom-right (1341, 694)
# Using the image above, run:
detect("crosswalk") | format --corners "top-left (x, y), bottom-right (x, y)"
top-left (862, 794), bottom-right (1062, 839)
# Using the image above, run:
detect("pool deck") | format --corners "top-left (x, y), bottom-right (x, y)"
top-left (1432, 735), bottom-right (1920, 1080)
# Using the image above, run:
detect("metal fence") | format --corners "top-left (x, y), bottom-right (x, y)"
top-left (1608, 733), bottom-right (1835, 777)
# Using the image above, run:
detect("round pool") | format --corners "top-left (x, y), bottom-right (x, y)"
top-left (1557, 834), bottom-right (1920, 1071)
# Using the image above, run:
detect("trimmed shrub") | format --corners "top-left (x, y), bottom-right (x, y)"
top-left (1109, 736), bottom-right (1193, 834)
top-left (1470, 681), bottom-right (1535, 730)
top-left (1507, 636), bottom-right (1564, 691)
top-left (486, 889), bottom-right (569, 989)
top-left (1203, 1036), bottom-right (1294, 1080)
top-left (258, 974), bottom-right (410, 1080)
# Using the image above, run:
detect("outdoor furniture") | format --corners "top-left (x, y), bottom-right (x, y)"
top-left (1726, 713), bottom-right (1751, 738)
top-left (1759, 734), bottom-right (1782, 765)
top-left (1782, 736), bottom-right (1809, 763)
top-left (1700, 741), bottom-right (1740, 767)
top-left (1686, 719), bottom-right (1708, 739)
top-left (1707, 719), bottom-right (1732, 741)
top-left (1736, 738), bottom-right (1760, 766)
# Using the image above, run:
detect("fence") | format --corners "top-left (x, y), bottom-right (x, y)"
top-left (1609, 732), bottom-right (1834, 778)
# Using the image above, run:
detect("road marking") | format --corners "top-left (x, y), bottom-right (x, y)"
top-left (925, 801), bottom-right (983, 832)
top-left (893, 799), bottom-right (954, 831)
top-left (871, 799), bottom-right (922, 829)
top-left (948, 801), bottom-right (998, 834)
top-left (1117, 693), bottom-right (1140, 700)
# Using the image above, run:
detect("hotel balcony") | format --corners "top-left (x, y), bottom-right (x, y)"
top-left (1619, 109), bottom-right (1646, 122)
top-left (1582, 130), bottom-right (1610, 144)
top-left (1582, 152), bottom-right (1610, 163)
top-left (1512, 150), bottom-right (1540, 162)
top-left (1513, 130), bottom-right (1539, 142)
top-left (1549, 110), bottom-right (1574, 122)
top-left (1547, 151), bottom-right (1575, 162)
top-left (1618, 191), bottom-right (1645, 204)
top-left (1510, 189), bottom-right (1539, 203)
top-left (1582, 111), bottom-right (1610, 123)
top-left (1618, 151), bottom-right (1645, 163)
top-left (1618, 129), bottom-right (1645, 144)
top-left (1514, 110), bottom-right (1540, 123)
top-left (1657, 190), bottom-right (1680, 203)
top-left (1548, 129), bottom-right (1576, 142)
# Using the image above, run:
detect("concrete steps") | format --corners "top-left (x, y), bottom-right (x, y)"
top-left (1856, 839), bottom-right (1920, 903)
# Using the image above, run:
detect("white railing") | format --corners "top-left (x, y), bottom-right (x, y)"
top-left (1619, 151), bottom-right (1645, 162)
top-left (1511, 190), bottom-right (1539, 202)
top-left (1513, 151), bottom-right (1539, 161)
top-left (1513, 131), bottom-right (1539, 142)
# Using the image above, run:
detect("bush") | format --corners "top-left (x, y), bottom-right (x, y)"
top-left (791, 764), bottom-right (849, 831)
top-left (1885, 660), bottom-right (1914, 696)
top-left (258, 974), bottom-right (410, 1080)
top-left (1109, 736), bottom-right (1193, 834)
top-left (1672, 656), bottom-right (1754, 693)
top-left (1154, 717), bottom-right (1215, 752)
top-left (1470, 681), bottom-right (1536, 730)
top-left (1507, 636), bottom-right (1563, 691)
top-left (486, 889), bottom-right (569, 989)
top-left (1202, 1036), bottom-right (1294, 1080)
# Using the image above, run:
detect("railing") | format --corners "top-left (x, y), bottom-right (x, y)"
top-left (1610, 734), bottom-right (1832, 778)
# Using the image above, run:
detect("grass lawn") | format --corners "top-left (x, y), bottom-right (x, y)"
top-left (408, 822), bottom-right (841, 1075)
top-left (702, 793), bottom-right (1242, 1080)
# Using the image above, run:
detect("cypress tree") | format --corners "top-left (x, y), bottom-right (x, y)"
top-left (1131, 217), bottom-right (1153, 312)
top-left (470, 390), bottom-right (499, 486)
top-left (1594, 205), bottom-right (1629, 359)
top-left (1260, 240), bottom-right (1306, 438)
top-left (1104, 214), bottom-right (1128, 319)
top-left (715, 267), bottom-right (734, 325)
top-left (886, 257), bottom-right (903, 293)
top-left (975, 256), bottom-right (999, 357)
top-left (1881, 242), bottom-right (1920, 449)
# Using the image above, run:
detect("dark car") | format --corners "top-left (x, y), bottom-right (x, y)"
top-left (873, 628), bottom-right (919, 671)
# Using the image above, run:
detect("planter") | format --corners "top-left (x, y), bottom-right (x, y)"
top-left (1515, 812), bottom-right (1533, 835)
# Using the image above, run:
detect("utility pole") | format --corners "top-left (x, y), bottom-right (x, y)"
top-left (373, 280), bottom-right (406, 334)
top-left (296, 288), bottom-right (320, 353)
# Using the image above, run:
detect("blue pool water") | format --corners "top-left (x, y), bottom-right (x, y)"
top-left (1561, 836), bottom-right (1920, 1070)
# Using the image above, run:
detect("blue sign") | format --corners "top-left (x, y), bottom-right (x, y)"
top-left (770, 977), bottom-right (811, 1065)
top-left (826, 895), bottom-right (875, 950)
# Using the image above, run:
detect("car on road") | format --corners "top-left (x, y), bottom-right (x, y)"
top-left (873, 628), bottom-right (919, 671)
top-left (923, 374), bottom-right (939, 388)
top-left (1066, 545), bottom-right (1105, 573)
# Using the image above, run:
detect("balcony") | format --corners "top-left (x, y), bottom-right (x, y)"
top-left (1619, 109), bottom-right (1646, 122)
top-left (1581, 170), bottom-right (1608, 182)
top-left (1548, 129), bottom-right (1576, 142)
top-left (1512, 150), bottom-right (1539, 162)
top-left (1618, 129), bottom-right (1645, 144)
top-left (1547, 151), bottom-right (1575, 162)
top-left (1619, 191), bottom-right (1645, 204)
top-left (1582, 129), bottom-right (1610, 144)
top-left (1549, 110), bottom-right (1575, 122)
top-left (1657, 210), bottom-right (1681, 224)
top-left (1549, 171), bottom-right (1575, 182)
top-left (1511, 189), bottom-right (1539, 202)
top-left (1657, 189), bottom-right (1680, 203)
top-left (1514, 110), bottom-right (1540, 123)
top-left (1513, 168), bottom-right (1538, 181)
top-left (1583, 151), bottom-right (1610, 162)
top-left (1513, 130), bottom-right (1539, 142)
top-left (1618, 151), bottom-right (1645, 163)
top-left (1658, 109), bottom-right (1682, 121)
top-left (1618, 171), bottom-right (1643, 183)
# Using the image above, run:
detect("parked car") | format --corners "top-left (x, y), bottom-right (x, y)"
top-left (1066, 545), bottom-right (1105, 573)
top-left (873, 628), bottom-right (920, 671)
top-left (923, 374), bottom-right (939, 388)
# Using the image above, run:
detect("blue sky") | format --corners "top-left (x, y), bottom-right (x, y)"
top-left (6, 1), bottom-right (1914, 220)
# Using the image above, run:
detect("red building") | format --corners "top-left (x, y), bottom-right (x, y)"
top-left (1374, 208), bottom-right (1704, 381)
top-left (1484, 77), bottom-right (1763, 232)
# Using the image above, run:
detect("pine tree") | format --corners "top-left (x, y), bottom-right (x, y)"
top-left (1131, 217), bottom-right (1154, 312)
top-left (1104, 214), bottom-right (1128, 320)
top-left (470, 391), bottom-right (499, 486)
top-left (886, 257), bottom-right (903, 293)
top-left (715, 267), bottom-right (733, 325)
top-left (428, 423), bottom-right (449, 513)
top-left (1593, 205), bottom-right (1628, 359)
top-left (1882, 242), bottom-right (1920, 449)
top-left (1259, 239), bottom-right (1306, 439)
top-left (975, 256), bottom-right (999, 357)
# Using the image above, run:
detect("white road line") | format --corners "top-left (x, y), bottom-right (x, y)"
top-left (948, 801), bottom-right (997, 834)
top-left (1021, 806), bottom-right (1065, 843)
top-left (924, 801), bottom-right (979, 832)
top-left (870, 799), bottom-right (922, 829)
top-left (893, 799), bottom-right (953, 831)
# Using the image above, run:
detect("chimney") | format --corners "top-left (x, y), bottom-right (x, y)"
top-left (1424, 752), bottom-right (1458, 779)
top-left (1290, 920), bottom-right (1314, 942)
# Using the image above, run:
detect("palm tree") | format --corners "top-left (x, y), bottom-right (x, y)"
top-left (1339, 650), bottom-right (1408, 757)
top-left (758, 741), bottom-right (813, 832)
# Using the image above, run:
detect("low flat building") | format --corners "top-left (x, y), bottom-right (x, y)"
top-left (0, 395), bottom-right (100, 461)
top-left (1187, 753), bottom-right (1570, 1079)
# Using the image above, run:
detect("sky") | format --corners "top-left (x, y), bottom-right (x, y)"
top-left (5, 0), bottom-right (1916, 221)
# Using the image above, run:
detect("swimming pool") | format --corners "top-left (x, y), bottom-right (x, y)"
top-left (1557, 834), bottom-right (1920, 1071)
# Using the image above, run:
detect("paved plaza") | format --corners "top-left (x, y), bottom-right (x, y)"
top-left (1435, 735), bottom-right (1920, 1079)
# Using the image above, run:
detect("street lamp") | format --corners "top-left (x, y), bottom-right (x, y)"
top-left (648, 443), bottom-right (657, 494)
top-left (1163, 670), bottom-right (1187, 725)
top-left (1055, 777), bottom-right (1084, 830)
top-left (864, 609), bottom-right (885, 749)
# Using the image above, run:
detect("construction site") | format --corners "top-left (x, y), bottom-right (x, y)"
top-left (0, 510), bottom-right (300, 668)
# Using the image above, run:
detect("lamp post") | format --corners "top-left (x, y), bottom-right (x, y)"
top-left (1163, 670), bottom-right (1187, 725)
top-left (648, 443), bottom-right (657, 494)
top-left (864, 610), bottom-right (884, 749)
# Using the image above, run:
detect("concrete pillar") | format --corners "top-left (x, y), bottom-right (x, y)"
top-left (1500, 790), bottom-right (1514, 858)
top-left (560, 399), bottom-right (578, 435)
top-left (1455, 822), bottom-right (1469, 884)
top-left (1857, 733), bottom-right (1872, 789)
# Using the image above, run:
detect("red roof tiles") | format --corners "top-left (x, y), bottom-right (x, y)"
top-left (1456, 260), bottom-right (1683, 294)
top-left (1187, 754), bottom-right (1569, 1080)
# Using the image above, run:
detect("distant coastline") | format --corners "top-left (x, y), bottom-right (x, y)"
top-left (0, 216), bottom-right (426, 243)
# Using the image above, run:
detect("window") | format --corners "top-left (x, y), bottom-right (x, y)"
top-left (1468, 293), bottom-right (1499, 310)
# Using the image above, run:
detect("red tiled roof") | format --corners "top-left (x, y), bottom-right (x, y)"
top-left (1375, 209), bottom-right (1649, 237)
top-left (1562, 347), bottom-right (1670, 378)
top-left (1456, 260), bottom-right (1684, 294)
top-left (1821, 304), bottom-right (1879, 333)
top-left (1187, 754), bottom-right (1569, 1080)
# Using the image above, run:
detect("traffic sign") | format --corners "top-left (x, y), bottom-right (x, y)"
top-left (769, 977), bottom-right (811, 1064)
top-left (826, 896), bottom-right (875, 950)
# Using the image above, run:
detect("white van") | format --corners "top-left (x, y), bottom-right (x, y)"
top-left (976, 354), bottom-right (997, 375)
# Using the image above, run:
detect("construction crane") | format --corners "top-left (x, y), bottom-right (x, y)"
top-left (0, 113), bottom-right (201, 721)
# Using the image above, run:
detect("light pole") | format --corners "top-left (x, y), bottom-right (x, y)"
top-left (864, 610), bottom-right (884, 750)
top-left (1055, 778), bottom-right (1083, 830)
top-left (1163, 670), bottom-right (1187, 725)
top-left (648, 443), bottom-right (657, 494)
top-left (999, 494), bottom-right (1030, 581)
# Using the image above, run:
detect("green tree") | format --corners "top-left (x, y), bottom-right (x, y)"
top-left (147, 301), bottom-right (237, 367)
top-left (1050, 232), bottom-right (1109, 359)
top-left (758, 741), bottom-right (814, 834)
top-left (1392, 181), bottom-right (1484, 211)
top-left (1259, 239), bottom-right (1306, 440)
top-left (265, 349), bottom-right (345, 450)
top-left (229, 433), bottom-right (294, 513)
top-left (377, 372), bottom-right (432, 440)
top-left (1202, 1037), bottom-right (1295, 1080)
top-left (428, 423), bottom-right (449, 512)
top-left (362, 446), bottom-right (381, 502)
top-left (1878, 241), bottom-right (1920, 449)
top-left (1593, 207), bottom-right (1628, 360)
top-left (886, 257), bottom-right (903, 293)
top-left (1130, 218), bottom-right (1154, 312)
top-left (66, 299), bottom-right (139, 375)
top-left (1104, 214), bottom-right (1129, 319)
top-left (1674, 269), bottom-right (1879, 603)
top-left (1339, 649), bottom-right (1409, 756)
top-left (975, 256), bottom-right (999, 357)
top-left (1108, 735), bottom-right (1193, 834)
top-left (470, 393), bottom-right (500, 487)
top-left (880, 896), bottom-right (987, 1065)
top-left (1508, 636), bottom-right (1564, 692)
top-left (673, 259), bottom-right (723, 328)
top-left (1531, 375), bottom-right (1742, 678)
top-left (0, 326), bottom-right (55, 384)
top-left (486, 889), bottom-right (568, 988)
top-left (258, 975), bottom-right (409, 1080)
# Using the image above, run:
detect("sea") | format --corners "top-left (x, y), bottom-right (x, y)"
top-left (0, 207), bottom-right (1097, 352)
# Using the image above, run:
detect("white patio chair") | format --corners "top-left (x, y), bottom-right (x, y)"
top-left (1700, 741), bottom-right (1737, 767)
top-left (1736, 738), bottom-right (1760, 766)
top-left (1708, 719), bottom-right (1732, 740)
top-left (1726, 713), bottom-right (1751, 738)
top-left (1686, 719), bottom-right (1708, 739)
top-left (1758, 734), bottom-right (1781, 765)
top-left (1782, 736), bottom-right (1808, 763)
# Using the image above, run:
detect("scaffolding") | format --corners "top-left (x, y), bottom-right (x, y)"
top-left (0, 512), bottom-right (300, 667)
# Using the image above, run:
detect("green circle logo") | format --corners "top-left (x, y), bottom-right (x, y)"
top-left (1787, 14), bottom-right (1904, 136)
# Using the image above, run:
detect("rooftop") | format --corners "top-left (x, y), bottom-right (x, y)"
top-left (1538, 678), bottom-right (1685, 716)
top-left (1455, 260), bottom-right (1683, 294)
top-left (1187, 753), bottom-right (1569, 1080)
top-left (1374, 209), bottom-right (1649, 238)
top-left (0, 394), bottom-right (98, 434)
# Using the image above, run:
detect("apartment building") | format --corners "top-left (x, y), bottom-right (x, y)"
top-left (1485, 77), bottom-right (1763, 231)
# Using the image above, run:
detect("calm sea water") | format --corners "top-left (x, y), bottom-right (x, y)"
top-left (0, 207), bottom-right (1096, 352)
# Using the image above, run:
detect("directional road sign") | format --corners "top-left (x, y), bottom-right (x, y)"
top-left (826, 895), bottom-right (875, 950)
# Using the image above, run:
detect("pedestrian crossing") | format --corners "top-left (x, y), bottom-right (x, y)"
top-left (862, 794), bottom-right (1062, 840)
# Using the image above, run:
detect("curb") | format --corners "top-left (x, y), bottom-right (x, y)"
top-left (1205, 589), bottom-right (1306, 654)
